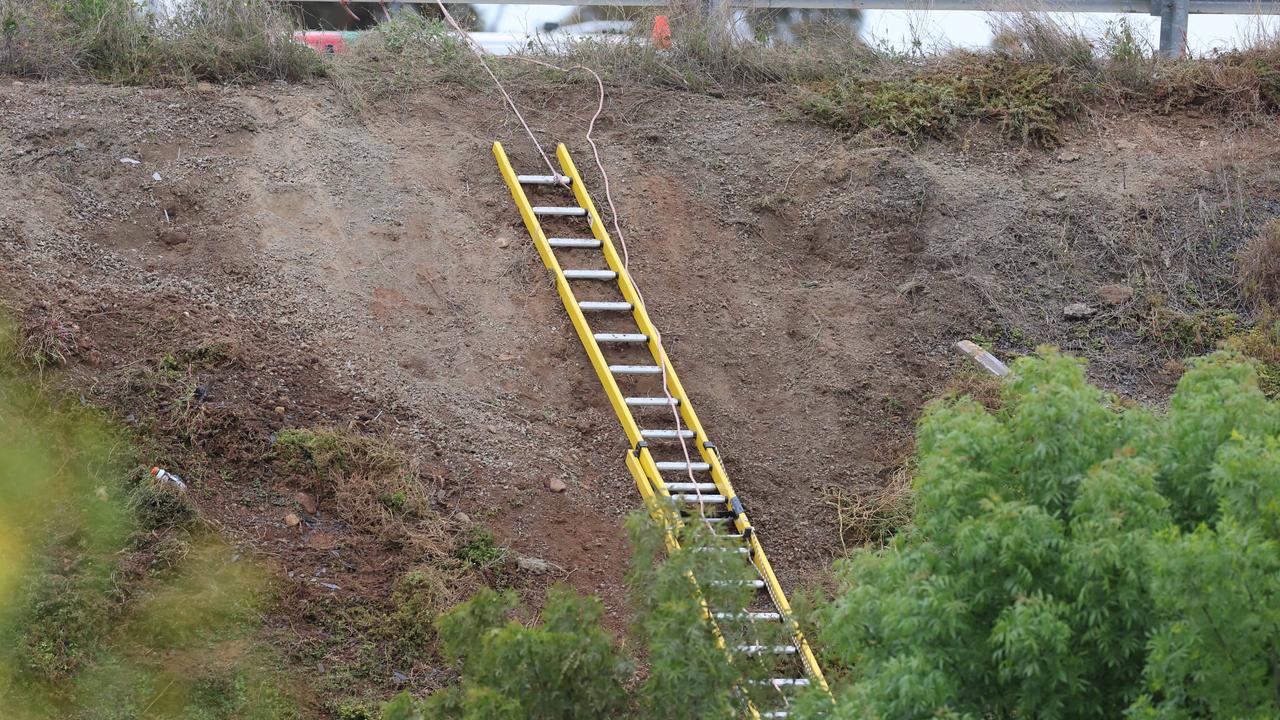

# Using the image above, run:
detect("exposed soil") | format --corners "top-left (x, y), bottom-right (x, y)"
top-left (2, 76), bottom-right (1277, 710)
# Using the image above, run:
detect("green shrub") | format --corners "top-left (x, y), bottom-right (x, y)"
top-left (810, 349), bottom-right (1280, 719)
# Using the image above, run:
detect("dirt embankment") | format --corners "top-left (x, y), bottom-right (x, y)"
top-left (2, 78), bottom-right (1277, 707)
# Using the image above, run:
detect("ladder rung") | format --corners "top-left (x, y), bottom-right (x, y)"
top-left (714, 612), bottom-right (783, 622)
top-left (734, 645), bottom-right (797, 655)
top-left (533, 206), bottom-right (587, 216)
top-left (517, 174), bottom-right (570, 185)
top-left (753, 679), bottom-right (810, 687)
top-left (761, 713), bottom-right (789, 719)
top-left (580, 300), bottom-right (631, 311)
top-left (693, 547), bottom-right (750, 554)
top-left (563, 269), bottom-right (617, 280)
top-left (656, 461), bottom-right (709, 472)
top-left (695, 516), bottom-right (735, 524)
top-left (610, 364), bottom-right (662, 375)
top-left (710, 579), bottom-right (766, 588)
top-left (548, 237), bottom-right (601, 248)
top-left (627, 397), bottom-right (680, 406)
top-left (671, 493), bottom-right (725, 504)
top-left (642, 428), bottom-right (696, 439)
top-left (665, 482), bottom-right (718, 492)
top-left (596, 333), bottom-right (648, 343)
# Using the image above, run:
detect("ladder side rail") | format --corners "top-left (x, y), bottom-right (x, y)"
top-left (555, 143), bottom-right (828, 690)
top-left (494, 142), bottom-right (647, 453)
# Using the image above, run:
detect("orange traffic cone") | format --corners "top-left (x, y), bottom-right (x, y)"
top-left (652, 15), bottom-right (672, 49)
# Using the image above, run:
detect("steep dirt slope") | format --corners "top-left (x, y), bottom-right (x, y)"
top-left (2, 78), bottom-right (1278, 702)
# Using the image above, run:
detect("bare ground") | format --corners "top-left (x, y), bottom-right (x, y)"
top-left (2, 76), bottom-right (1278, 710)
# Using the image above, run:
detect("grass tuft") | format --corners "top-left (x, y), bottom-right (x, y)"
top-left (0, 0), bottom-right (321, 84)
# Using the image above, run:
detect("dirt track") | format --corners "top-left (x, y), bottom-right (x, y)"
top-left (3, 78), bottom-right (1278, 694)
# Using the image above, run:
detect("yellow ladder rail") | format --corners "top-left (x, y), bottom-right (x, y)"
top-left (493, 141), bottom-right (831, 708)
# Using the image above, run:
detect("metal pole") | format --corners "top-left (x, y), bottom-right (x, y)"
top-left (1156, 0), bottom-right (1189, 58)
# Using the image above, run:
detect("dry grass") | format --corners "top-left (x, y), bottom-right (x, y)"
top-left (15, 310), bottom-right (77, 379)
top-left (822, 461), bottom-right (914, 552)
top-left (273, 427), bottom-right (448, 553)
top-left (0, 0), bottom-right (320, 84)
top-left (1238, 218), bottom-right (1280, 311)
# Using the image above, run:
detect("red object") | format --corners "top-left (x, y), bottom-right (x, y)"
top-left (293, 31), bottom-right (354, 55)
top-left (651, 15), bottom-right (672, 49)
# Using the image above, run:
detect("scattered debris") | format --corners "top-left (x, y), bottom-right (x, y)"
top-left (954, 340), bottom-right (1010, 377)
top-left (1063, 303), bottom-right (1098, 321)
top-left (151, 467), bottom-right (188, 491)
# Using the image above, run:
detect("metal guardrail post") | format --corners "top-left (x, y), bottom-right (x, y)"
top-left (1154, 0), bottom-right (1190, 57)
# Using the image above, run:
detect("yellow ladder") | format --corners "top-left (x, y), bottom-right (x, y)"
top-left (494, 142), bottom-right (830, 718)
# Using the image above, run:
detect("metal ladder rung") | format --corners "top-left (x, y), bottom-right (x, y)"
top-left (752, 679), bottom-right (810, 687)
top-left (518, 174), bottom-right (570, 185)
top-left (709, 579), bottom-right (766, 588)
top-left (533, 206), bottom-right (587, 216)
top-left (596, 333), bottom-right (648, 343)
top-left (665, 482), bottom-right (718, 492)
top-left (609, 364), bottom-right (662, 375)
top-left (695, 516), bottom-right (735, 524)
top-left (580, 300), bottom-right (632, 311)
top-left (548, 237), bottom-right (600, 248)
top-left (656, 461), bottom-right (709, 472)
top-left (642, 428), bottom-right (696, 439)
top-left (627, 397), bottom-right (681, 407)
top-left (714, 612), bottom-right (783, 622)
top-left (734, 645), bottom-right (798, 655)
top-left (761, 713), bottom-right (790, 719)
top-left (564, 269), bottom-right (617, 280)
top-left (692, 547), bottom-right (750, 554)
top-left (672, 493), bottom-right (726, 504)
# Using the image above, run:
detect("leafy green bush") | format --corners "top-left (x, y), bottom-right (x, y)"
top-left (812, 350), bottom-right (1280, 719)
top-left (418, 586), bottom-right (632, 719)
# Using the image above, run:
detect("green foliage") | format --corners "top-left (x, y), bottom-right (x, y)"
top-left (419, 586), bottom-right (631, 720)
top-left (626, 515), bottom-right (761, 720)
top-left (799, 55), bottom-right (1081, 146)
top-left (0, 323), bottom-right (302, 719)
top-left (812, 349), bottom-right (1280, 719)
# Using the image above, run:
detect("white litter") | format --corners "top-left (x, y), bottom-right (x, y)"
top-left (120, 157), bottom-right (141, 165)
top-left (152, 171), bottom-right (162, 181)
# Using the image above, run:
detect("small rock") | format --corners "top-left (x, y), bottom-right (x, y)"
top-left (295, 492), bottom-right (318, 515)
top-left (12, 80), bottom-right (24, 86)
top-left (1097, 284), bottom-right (1134, 306)
top-left (152, 171), bottom-right (162, 181)
top-left (284, 512), bottom-right (301, 527)
top-left (393, 670), bottom-right (409, 683)
top-left (496, 236), bottom-right (511, 248)
top-left (517, 556), bottom-right (554, 575)
top-left (454, 511), bottom-right (471, 524)
top-left (1063, 303), bottom-right (1098, 321)
top-left (120, 157), bottom-right (141, 165)
top-left (1050, 191), bottom-right (1068, 201)
top-left (1057, 150), bottom-right (1081, 162)
top-left (196, 81), bottom-right (215, 93)
top-left (319, 582), bottom-right (340, 590)
top-left (547, 477), bottom-right (567, 493)
top-left (274, 405), bottom-right (286, 415)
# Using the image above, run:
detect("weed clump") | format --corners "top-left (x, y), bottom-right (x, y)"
top-left (0, 0), bottom-right (321, 84)
top-left (273, 428), bottom-right (441, 549)
top-left (1239, 218), bottom-right (1280, 310)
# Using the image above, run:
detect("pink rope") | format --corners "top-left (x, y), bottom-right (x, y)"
top-left (434, 3), bottom-right (709, 520)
